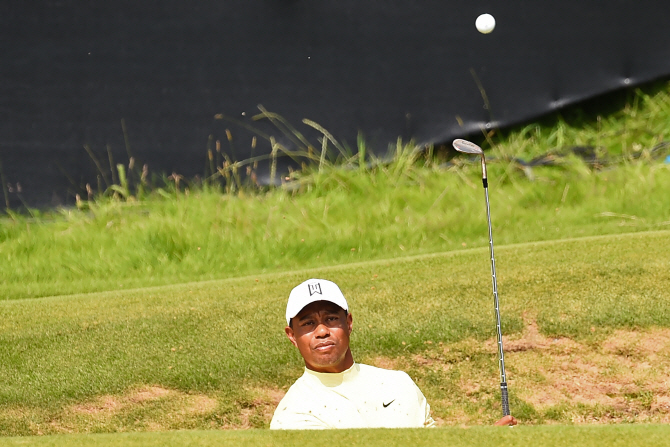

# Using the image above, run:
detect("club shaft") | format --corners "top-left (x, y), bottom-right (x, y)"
top-left (481, 156), bottom-right (510, 417)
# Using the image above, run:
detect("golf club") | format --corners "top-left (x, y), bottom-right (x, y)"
top-left (452, 138), bottom-right (510, 417)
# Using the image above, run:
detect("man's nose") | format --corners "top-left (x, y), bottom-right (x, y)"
top-left (314, 323), bottom-right (330, 338)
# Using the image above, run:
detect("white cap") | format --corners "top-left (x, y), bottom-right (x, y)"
top-left (286, 279), bottom-right (349, 325)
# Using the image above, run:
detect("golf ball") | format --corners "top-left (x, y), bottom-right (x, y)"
top-left (475, 13), bottom-right (496, 34)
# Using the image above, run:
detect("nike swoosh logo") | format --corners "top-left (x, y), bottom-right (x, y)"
top-left (383, 399), bottom-right (395, 408)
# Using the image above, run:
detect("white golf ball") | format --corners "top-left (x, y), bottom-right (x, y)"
top-left (475, 13), bottom-right (496, 34)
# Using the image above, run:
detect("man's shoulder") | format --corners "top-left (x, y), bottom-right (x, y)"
top-left (357, 363), bottom-right (403, 373)
top-left (272, 374), bottom-right (313, 419)
top-left (277, 371), bottom-right (312, 401)
top-left (357, 363), bottom-right (414, 382)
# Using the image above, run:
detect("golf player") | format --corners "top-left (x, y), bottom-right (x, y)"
top-left (270, 278), bottom-right (517, 429)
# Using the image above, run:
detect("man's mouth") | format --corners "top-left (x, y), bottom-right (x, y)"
top-left (314, 341), bottom-right (335, 351)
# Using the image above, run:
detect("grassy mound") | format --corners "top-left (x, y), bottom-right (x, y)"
top-left (1, 231), bottom-right (669, 435)
top-left (2, 84), bottom-right (669, 301)
top-left (1, 148), bottom-right (669, 301)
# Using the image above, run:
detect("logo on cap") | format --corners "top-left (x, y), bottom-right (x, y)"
top-left (308, 283), bottom-right (322, 296)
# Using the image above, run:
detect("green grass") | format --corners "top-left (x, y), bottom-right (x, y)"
top-left (2, 83), bottom-right (670, 301)
top-left (2, 82), bottom-right (670, 442)
top-left (1, 155), bottom-right (668, 301)
top-left (487, 80), bottom-right (670, 159)
top-left (1, 231), bottom-right (668, 435)
top-left (2, 425), bottom-right (670, 447)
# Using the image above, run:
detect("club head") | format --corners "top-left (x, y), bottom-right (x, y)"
top-left (452, 139), bottom-right (483, 155)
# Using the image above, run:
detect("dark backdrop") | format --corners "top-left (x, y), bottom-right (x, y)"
top-left (2, 0), bottom-right (670, 207)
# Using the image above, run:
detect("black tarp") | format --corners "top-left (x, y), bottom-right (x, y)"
top-left (2, 0), bottom-right (670, 207)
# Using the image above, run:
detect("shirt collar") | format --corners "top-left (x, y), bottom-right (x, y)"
top-left (303, 362), bottom-right (360, 387)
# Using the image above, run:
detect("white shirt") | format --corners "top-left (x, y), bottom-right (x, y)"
top-left (270, 363), bottom-right (435, 429)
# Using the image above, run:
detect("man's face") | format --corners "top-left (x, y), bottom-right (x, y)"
top-left (285, 300), bottom-right (354, 373)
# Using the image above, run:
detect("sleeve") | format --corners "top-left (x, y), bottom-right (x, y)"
top-left (406, 372), bottom-right (436, 428)
top-left (422, 399), bottom-right (436, 428)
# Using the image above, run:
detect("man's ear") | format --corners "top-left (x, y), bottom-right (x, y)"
top-left (346, 312), bottom-right (353, 334)
top-left (285, 326), bottom-right (298, 348)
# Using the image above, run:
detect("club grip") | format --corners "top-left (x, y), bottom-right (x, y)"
top-left (500, 382), bottom-right (510, 416)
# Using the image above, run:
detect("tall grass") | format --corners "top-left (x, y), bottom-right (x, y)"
top-left (1, 156), bottom-right (668, 301)
top-left (486, 81), bottom-right (670, 160)
top-left (1, 84), bottom-right (670, 301)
